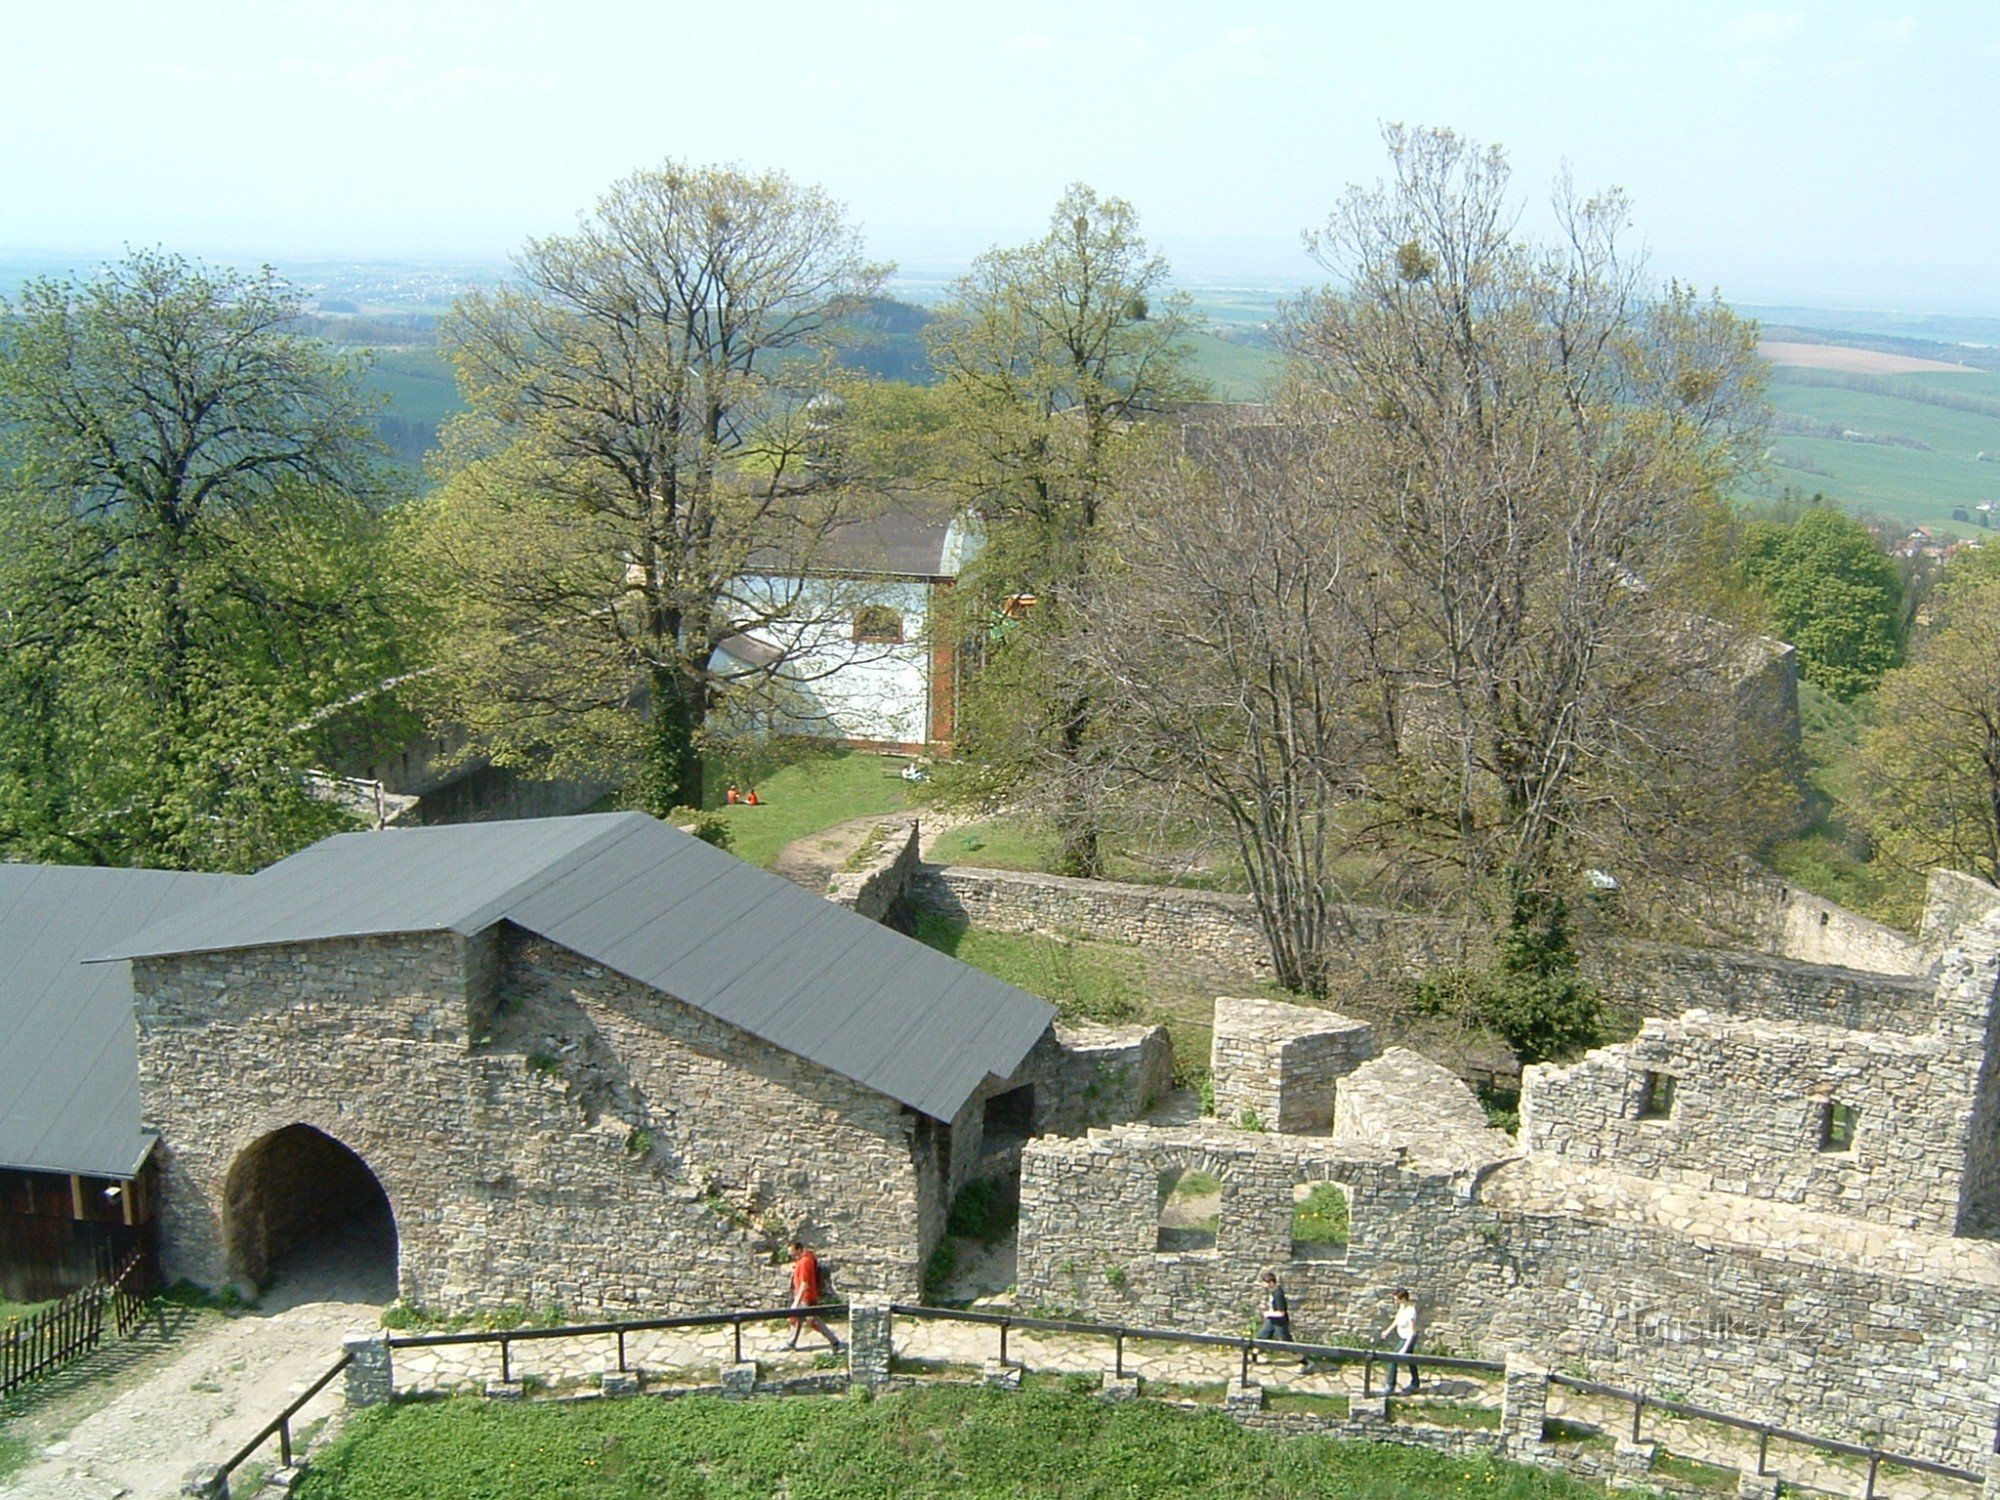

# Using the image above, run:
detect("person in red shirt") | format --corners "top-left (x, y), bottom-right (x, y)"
top-left (785, 1239), bottom-right (842, 1351)
top-left (744, 788), bottom-right (760, 806)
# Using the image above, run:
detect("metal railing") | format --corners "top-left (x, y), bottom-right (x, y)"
top-left (213, 1301), bottom-right (1982, 1498)
top-left (1548, 1372), bottom-right (1981, 1498)
top-left (215, 1350), bottom-right (352, 1485)
top-left (385, 1302), bottom-right (853, 1385)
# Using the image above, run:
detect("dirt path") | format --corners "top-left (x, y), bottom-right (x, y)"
top-left (4, 1216), bottom-right (393, 1500)
top-left (770, 808), bottom-right (975, 895)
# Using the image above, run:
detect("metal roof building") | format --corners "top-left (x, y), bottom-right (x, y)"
top-left (0, 865), bottom-right (242, 1178)
top-left (98, 813), bottom-right (1055, 1122)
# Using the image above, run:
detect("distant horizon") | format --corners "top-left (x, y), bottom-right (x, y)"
top-left (3, 241), bottom-right (1997, 329)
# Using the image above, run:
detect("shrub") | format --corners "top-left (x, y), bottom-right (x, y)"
top-left (669, 806), bottom-right (732, 850)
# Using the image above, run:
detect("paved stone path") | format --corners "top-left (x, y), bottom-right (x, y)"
top-left (2, 1217), bottom-right (393, 1500)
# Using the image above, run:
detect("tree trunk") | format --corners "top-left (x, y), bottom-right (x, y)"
top-left (638, 664), bottom-right (704, 817)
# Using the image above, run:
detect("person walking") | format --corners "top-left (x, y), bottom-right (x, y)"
top-left (1381, 1287), bottom-right (1419, 1393)
top-left (1251, 1270), bottom-right (1298, 1365)
top-left (785, 1239), bottom-right (843, 1352)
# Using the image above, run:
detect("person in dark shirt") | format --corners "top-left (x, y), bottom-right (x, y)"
top-left (1251, 1269), bottom-right (1296, 1364)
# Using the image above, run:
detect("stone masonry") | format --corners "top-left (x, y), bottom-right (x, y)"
top-left (1208, 997), bottom-right (1375, 1133)
top-left (140, 929), bottom-right (964, 1311)
top-left (1014, 878), bottom-right (2000, 1475)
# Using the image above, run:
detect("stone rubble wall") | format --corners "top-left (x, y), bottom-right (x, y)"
top-left (1017, 1126), bottom-right (1505, 1349)
top-left (1581, 941), bottom-right (1935, 1034)
top-left (1332, 1049), bottom-right (1518, 1174)
top-left (135, 929), bottom-right (947, 1314)
top-left (911, 864), bottom-right (1932, 1037)
top-left (825, 818), bottom-right (923, 920)
top-left (1520, 1013), bottom-right (1973, 1230)
top-left (1028, 1023), bottom-right (1174, 1138)
top-left (1208, 997), bottom-right (1375, 1133)
top-left (1646, 860), bottom-right (1928, 975)
top-left (1017, 1123), bottom-right (2000, 1472)
top-left (1921, 869), bottom-right (2000, 963)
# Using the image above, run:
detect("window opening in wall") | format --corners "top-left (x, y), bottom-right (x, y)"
top-left (982, 1085), bottom-right (1034, 1145)
top-left (1290, 1180), bottom-right (1349, 1262)
top-left (852, 605), bottom-right (905, 644)
top-left (1818, 1101), bottom-right (1859, 1153)
top-left (1634, 1071), bottom-right (1676, 1120)
top-left (1156, 1166), bottom-right (1220, 1253)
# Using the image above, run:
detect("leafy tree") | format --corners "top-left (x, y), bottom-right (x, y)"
top-left (1860, 558), bottom-right (2000, 883)
top-left (0, 251), bottom-right (404, 870)
top-left (421, 162), bottom-right (886, 813)
top-left (1282, 125), bottom-right (1785, 918)
top-left (1741, 505), bottom-right (1902, 701)
top-left (925, 185), bottom-right (1202, 875)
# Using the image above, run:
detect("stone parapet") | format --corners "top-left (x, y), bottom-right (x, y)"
top-left (1210, 997), bottom-right (1375, 1134)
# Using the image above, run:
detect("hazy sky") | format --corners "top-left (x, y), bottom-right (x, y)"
top-left (4, 1), bottom-right (1994, 311)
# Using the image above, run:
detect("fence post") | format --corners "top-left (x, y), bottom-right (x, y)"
top-left (847, 1305), bottom-right (892, 1388)
top-left (1501, 1355), bottom-right (1551, 1457)
top-left (344, 1332), bottom-right (394, 1408)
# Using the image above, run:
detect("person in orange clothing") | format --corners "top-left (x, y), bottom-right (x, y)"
top-left (785, 1239), bottom-right (843, 1351)
top-left (743, 787), bottom-right (760, 806)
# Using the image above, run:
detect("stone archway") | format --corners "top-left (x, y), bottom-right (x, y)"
top-left (223, 1123), bottom-right (397, 1301)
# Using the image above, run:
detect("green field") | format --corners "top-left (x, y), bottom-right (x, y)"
top-left (1762, 367), bottom-right (2000, 531)
top-left (361, 346), bottom-right (465, 430)
top-left (296, 1386), bottom-right (1623, 1499)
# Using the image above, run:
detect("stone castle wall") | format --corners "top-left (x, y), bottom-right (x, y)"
top-left (136, 929), bottom-right (946, 1312)
top-left (1520, 1014), bottom-right (1974, 1230)
top-left (1017, 1126), bottom-right (1501, 1346)
top-left (1209, 998), bottom-right (1376, 1133)
top-left (1579, 943), bottom-right (1934, 1033)
top-left (1018, 1124), bottom-right (2000, 1471)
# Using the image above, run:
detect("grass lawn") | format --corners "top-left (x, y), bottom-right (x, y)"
top-left (705, 751), bottom-right (913, 870)
top-left (914, 913), bottom-right (1146, 1027)
top-left (0, 1298), bottom-right (50, 1325)
top-left (297, 1386), bottom-right (1625, 1499)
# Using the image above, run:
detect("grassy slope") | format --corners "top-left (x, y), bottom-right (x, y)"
top-left (296, 1387), bottom-right (1620, 1500)
top-left (707, 751), bottom-right (911, 869)
top-left (1763, 681), bottom-right (1923, 929)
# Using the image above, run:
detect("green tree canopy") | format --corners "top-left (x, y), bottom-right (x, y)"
top-left (1741, 506), bottom-right (1903, 702)
top-left (924, 184), bottom-right (1203, 875)
top-left (0, 251), bottom-right (406, 869)
top-left (420, 161), bottom-right (887, 814)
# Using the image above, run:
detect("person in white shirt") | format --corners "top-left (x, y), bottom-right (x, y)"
top-left (1380, 1287), bottom-right (1419, 1393)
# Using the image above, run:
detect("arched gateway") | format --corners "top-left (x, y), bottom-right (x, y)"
top-left (222, 1124), bottom-right (396, 1297)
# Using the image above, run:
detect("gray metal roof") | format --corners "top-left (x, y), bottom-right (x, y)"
top-left (98, 814), bottom-right (1055, 1121)
top-left (0, 865), bottom-right (243, 1177)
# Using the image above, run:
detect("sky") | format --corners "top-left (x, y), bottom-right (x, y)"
top-left (3, 0), bottom-right (1995, 312)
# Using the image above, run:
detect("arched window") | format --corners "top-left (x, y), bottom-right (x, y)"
top-left (853, 605), bottom-right (905, 644)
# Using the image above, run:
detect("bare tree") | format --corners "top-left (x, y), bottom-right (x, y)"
top-left (422, 162), bottom-right (888, 812)
top-left (1088, 427), bottom-right (1385, 995)
top-left (1284, 125), bottom-right (1781, 910)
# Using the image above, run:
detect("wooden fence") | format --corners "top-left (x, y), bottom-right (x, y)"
top-left (1, 1247), bottom-right (151, 1397)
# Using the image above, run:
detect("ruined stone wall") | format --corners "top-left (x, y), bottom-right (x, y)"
top-left (1582, 943), bottom-right (1935, 1033)
top-left (1017, 1124), bottom-right (2000, 1471)
top-left (825, 818), bottom-right (922, 919)
top-left (1209, 998), bottom-right (1375, 1133)
top-left (1017, 1127), bottom-right (1506, 1348)
top-left (1028, 1024), bottom-right (1174, 1138)
top-left (1922, 869), bottom-right (2000, 963)
top-left (135, 929), bottom-right (941, 1313)
top-left (1475, 1181), bottom-right (2000, 1472)
top-left (1520, 1014), bottom-right (1974, 1230)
